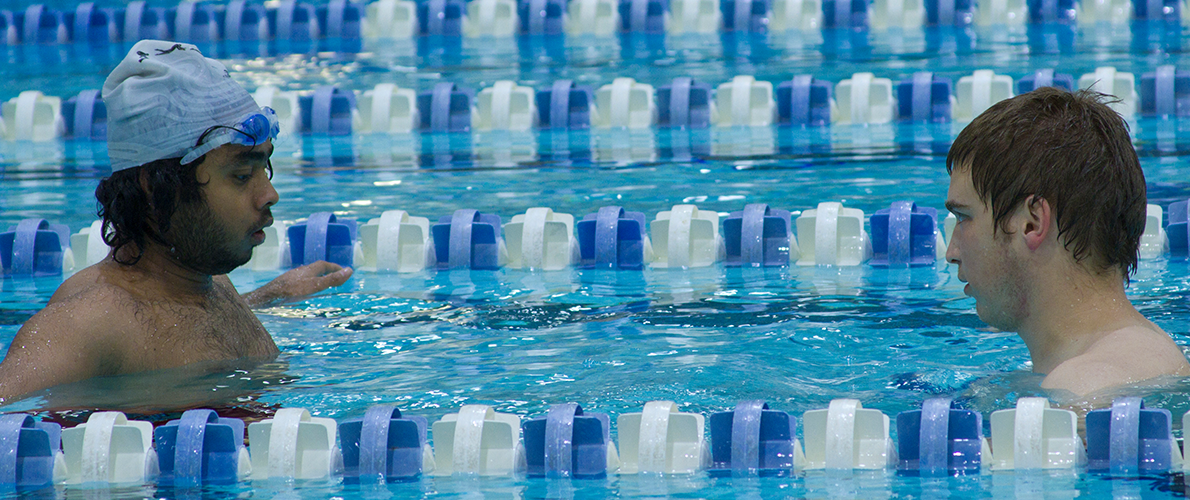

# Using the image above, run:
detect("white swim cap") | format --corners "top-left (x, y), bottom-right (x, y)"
top-left (103, 39), bottom-right (263, 172)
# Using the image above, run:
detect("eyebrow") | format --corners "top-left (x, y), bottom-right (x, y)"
top-left (234, 145), bottom-right (273, 164)
top-left (944, 201), bottom-right (969, 213)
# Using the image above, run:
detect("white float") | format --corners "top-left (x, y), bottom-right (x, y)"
top-left (617, 401), bottom-right (707, 474)
top-left (1078, 67), bottom-right (1138, 118)
top-left (356, 84), bottom-right (420, 134)
top-left (432, 405), bottom-right (524, 476)
top-left (650, 204), bottom-right (724, 268)
top-left (833, 73), bottom-right (895, 125)
top-left (248, 408), bottom-right (341, 480)
top-left (714, 76), bottom-right (776, 127)
top-left (802, 399), bottom-right (896, 470)
top-left (504, 207), bottom-right (579, 270)
top-left (795, 202), bottom-right (871, 266)
top-left (61, 412), bottom-right (158, 484)
top-left (594, 78), bottom-right (656, 129)
top-left (464, 0), bottom-right (520, 37)
top-left (360, 210), bottom-right (435, 272)
top-left (2, 91), bottom-right (62, 142)
top-left (989, 397), bottom-right (1085, 470)
top-left (364, 0), bottom-right (419, 37)
top-left (954, 70), bottom-right (1014, 122)
top-left (475, 81), bottom-right (538, 131)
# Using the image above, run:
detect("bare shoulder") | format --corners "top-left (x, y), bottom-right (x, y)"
top-left (1042, 324), bottom-right (1190, 396)
top-left (0, 268), bottom-right (142, 401)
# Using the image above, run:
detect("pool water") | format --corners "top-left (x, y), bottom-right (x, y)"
top-left (4, 10), bottom-right (1190, 498)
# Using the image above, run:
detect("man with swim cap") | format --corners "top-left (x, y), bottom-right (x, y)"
top-left (0, 40), bottom-right (353, 402)
top-left (945, 87), bottom-right (1190, 397)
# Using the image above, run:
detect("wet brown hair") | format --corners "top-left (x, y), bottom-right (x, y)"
top-left (946, 87), bottom-right (1146, 278)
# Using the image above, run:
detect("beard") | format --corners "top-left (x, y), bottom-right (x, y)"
top-left (162, 200), bottom-right (257, 276)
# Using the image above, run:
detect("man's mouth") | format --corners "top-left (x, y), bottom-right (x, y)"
top-left (254, 217), bottom-right (274, 234)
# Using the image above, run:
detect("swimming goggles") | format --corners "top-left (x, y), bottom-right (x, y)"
top-left (181, 107), bottom-right (279, 165)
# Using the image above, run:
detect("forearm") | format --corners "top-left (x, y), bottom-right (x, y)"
top-left (242, 283), bottom-right (284, 309)
top-left (241, 262), bottom-right (353, 309)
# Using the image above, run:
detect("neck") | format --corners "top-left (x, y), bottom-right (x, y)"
top-left (1014, 263), bottom-right (1140, 374)
top-left (114, 242), bottom-right (216, 298)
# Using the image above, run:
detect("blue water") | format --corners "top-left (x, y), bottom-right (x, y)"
top-left (4, 9), bottom-right (1190, 498)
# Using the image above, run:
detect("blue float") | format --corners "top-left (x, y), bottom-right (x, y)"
top-left (708, 401), bottom-right (799, 476)
top-left (0, 219), bottom-right (70, 276)
top-left (418, 83), bottom-right (474, 132)
top-left (896, 398), bottom-right (984, 475)
top-left (224, 1), bottom-right (270, 41)
top-left (1026, 0), bottom-right (1077, 23)
top-left (73, 3), bottom-right (118, 44)
top-left (288, 212), bottom-right (358, 268)
top-left (340, 405), bottom-right (429, 481)
top-left (300, 86), bottom-right (357, 136)
top-left (62, 89), bottom-right (106, 141)
top-left (657, 77), bottom-right (714, 129)
top-left (417, 0), bottom-right (466, 35)
top-left (870, 201), bottom-right (939, 267)
top-left (523, 403), bottom-right (615, 478)
top-left (924, 0), bottom-right (974, 25)
top-left (1086, 398), bottom-right (1176, 474)
top-left (171, 2), bottom-right (220, 43)
top-left (896, 72), bottom-right (951, 123)
top-left (777, 76), bottom-right (832, 127)
top-left (318, 0), bottom-right (363, 39)
top-left (22, 5), bottom-right (68, 45)
top-left (519, 0), bottom-right (566, 34)
top-left (272, 0), bottom-right (321, 41)
top-left (1132, 0), bottom-right (1180, 21)
top-left (721, 0), bottom-right (771, 31)
top-left (536, 80), bottom-right (594, 129)
top-left (822, 0), bottom-right (869, 29)
top-left (431, 209), bottom-right (504, 270)
top-left (1170, 200), bottom-right (1190, 258)
top-left (1017, 68), bottom-right (1075, 93)
top-left (618, 0), bottom-right (668, 32)
top-left (0, 414), bottom-right (60, 489)
top-left (1140, 65), bottom-right (1190, 117)
top-left (154, 409), bottom-right (247, 487)
top-left (576, 206), bottom-right (649, 269)
top-left (122, 2), bottom-right (169, 42)
top-left (723, 204), bottom-right (793, 267)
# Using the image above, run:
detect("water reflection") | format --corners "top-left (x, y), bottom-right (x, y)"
top-left (1, 357), bottom-right (291, 422)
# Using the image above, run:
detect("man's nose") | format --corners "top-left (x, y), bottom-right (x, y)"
top-left (259, 178), bottom-right (279, 210)
top-left (945, 237), bottom-right (959, 265)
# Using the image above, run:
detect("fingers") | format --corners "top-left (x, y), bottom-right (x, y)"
top-left (317, 266), bottom-right (353, 289)
top-left (300, 260), bottom-right (345, 276)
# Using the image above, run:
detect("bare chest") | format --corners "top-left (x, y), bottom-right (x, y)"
top-left (128, 286), bottom-right (277, 368)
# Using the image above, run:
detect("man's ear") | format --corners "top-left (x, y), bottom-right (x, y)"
top-left (1020, 195), bottom-right (1053, 251)
top-left (137, 167), bottom-right (152, 204)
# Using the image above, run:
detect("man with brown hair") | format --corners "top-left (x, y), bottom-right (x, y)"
top-left (945, 87), bottom-right (1189, 397)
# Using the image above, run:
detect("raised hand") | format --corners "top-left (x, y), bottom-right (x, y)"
top-left (243, 261), bottom-right (353, 308)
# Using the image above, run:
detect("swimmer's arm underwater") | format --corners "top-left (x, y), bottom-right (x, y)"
top-left (241, 261), bottom-right (354, 308)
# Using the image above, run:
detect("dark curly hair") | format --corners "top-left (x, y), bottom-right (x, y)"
top-left (95, 157), bottom-right (206, 265)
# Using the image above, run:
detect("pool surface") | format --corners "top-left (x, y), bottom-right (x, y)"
top-left (4, 1), bottom-right (1190, 497)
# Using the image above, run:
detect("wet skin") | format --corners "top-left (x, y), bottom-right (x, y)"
top-left (0, 141), bottom-right (353, 404)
